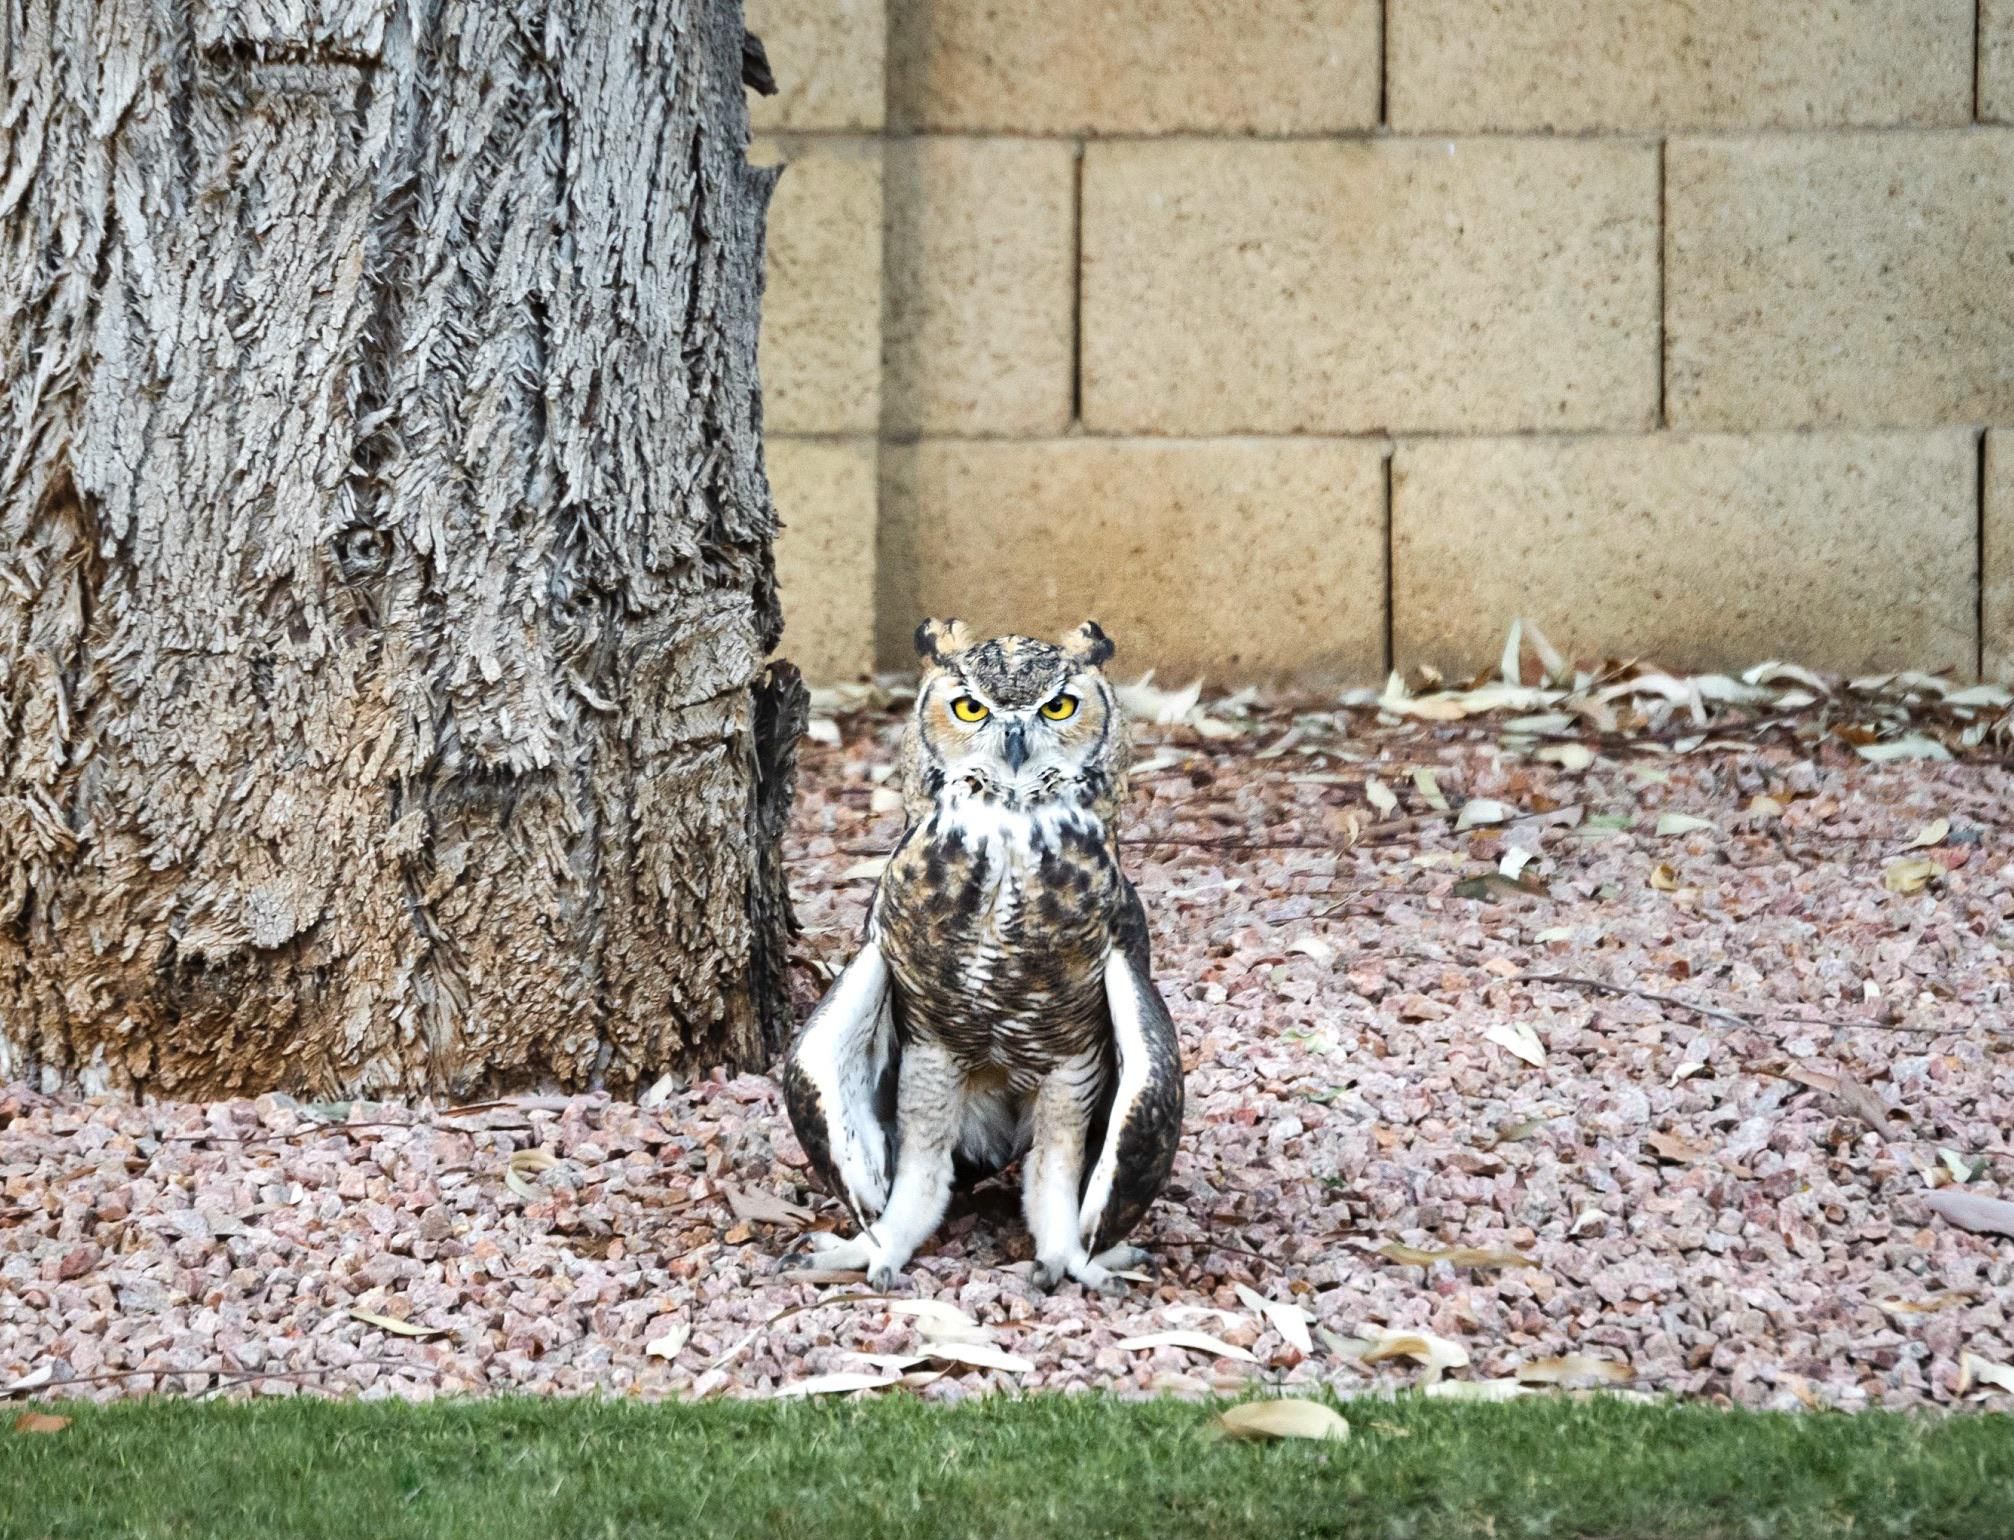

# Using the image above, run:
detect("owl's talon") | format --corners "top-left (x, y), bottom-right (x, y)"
top-left (866, 1262), bottom-right (903, 1291)
top-left (1032, 1253), bottom-right (1123, 1294)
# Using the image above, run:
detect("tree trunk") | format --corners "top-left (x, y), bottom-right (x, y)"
top-left (0, 0), bottom-right (802, 1098)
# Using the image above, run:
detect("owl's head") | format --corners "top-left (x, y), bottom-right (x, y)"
top-left (907, 618), bottom-right (1125, 811)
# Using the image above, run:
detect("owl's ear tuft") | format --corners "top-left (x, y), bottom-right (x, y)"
top-left (1060, 620), bottom-right (1114, 668)
top-left (914, 617), bottom-right (975, 666)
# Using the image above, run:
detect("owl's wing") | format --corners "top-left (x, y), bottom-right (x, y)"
top-left (781, 940), bottom-right (898, 1224)
top-left (1078, 912), bottom-right (1184, 1255)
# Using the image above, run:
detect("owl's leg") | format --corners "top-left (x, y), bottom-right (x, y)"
top-left (858, 1038), bottom-right (961, 1290)
top-left (1023, 1050), bottom-right (1123, 1295)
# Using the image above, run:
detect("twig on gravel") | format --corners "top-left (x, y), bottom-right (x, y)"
top-left (1149, 1233), bottom-right (1279, 1269)
top-left (1523, 974), bottom-right (1751, 1027)
top-left (196, 1359), bottom-right (446, 1400)
top-left (1522, 973), bottom-right (1986, 1039)
top-left (3, 1358), bottom-right (429, 1400)
top-left (1127, 812), bottom-right (1453, 855)
top-left (159, 1112), bottom-right (543, 1144)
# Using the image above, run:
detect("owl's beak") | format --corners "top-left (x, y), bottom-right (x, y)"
top-left (1001, 720), bottom-right (1029, 772)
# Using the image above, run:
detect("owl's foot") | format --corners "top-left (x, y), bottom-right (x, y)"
top-left (1091, 1243), bottom-right (1153, 1275)
top-left (1030, 1250), bottom-right (1128, 1297)
top-left (780, 1230), bottom-right (916, 1290)
top-left (778, 1230), bottom-right (875, 1274)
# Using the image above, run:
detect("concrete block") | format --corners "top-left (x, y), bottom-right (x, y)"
top-left (1388, 0), bottom-right (1973, 133)
top-left (770, 436), bottom-right (879, 683)
top-left (884, 138), bottom-right (1076, 436)
top-left (746, 0), bottom-right (885, 132)
top-left (887, 0), bottom-right (1380, 134)
top-left (879, 438), bottom-right (1387, 684)
top-left (1667, 131), bottom-right (2014, 430)
top-left (756, 137), bottom-right (882, 435)
top-left (1986, 2), bottom-right (2014, 124)
top-left (1392, 432), bottom-right (1978, 676)
top-left (1988, 431), bottom-right (2012, 682)
top-left (1081, 139), bottom-right (1659, 436)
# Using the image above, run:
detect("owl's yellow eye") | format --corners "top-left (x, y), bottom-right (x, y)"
top-left (1040, 694), bottom-right (1078, 721)
top-left (950, 695), bottom-right (989, 723)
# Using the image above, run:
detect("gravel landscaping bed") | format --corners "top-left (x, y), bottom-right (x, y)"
top-left (5, 694), bottom-right (2012, 1410)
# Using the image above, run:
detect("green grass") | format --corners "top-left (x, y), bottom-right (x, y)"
top-left (4, 1393), bottom-right (2011, 1540)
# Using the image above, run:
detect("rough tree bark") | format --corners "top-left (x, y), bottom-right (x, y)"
top-left (0, 0), bottom-right (803, 1097)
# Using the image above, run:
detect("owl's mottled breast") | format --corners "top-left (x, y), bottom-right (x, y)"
top-left (872, 804), bottom-right (1124, 1080)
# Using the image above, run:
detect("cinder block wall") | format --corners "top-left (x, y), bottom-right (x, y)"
top-left (752, 0), bottom-right (2014, 685)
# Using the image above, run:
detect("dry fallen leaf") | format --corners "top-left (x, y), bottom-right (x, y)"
top-left (1907, 817), bottom-right (1950, 849)
top-left (1116, 672), bottom-right (1202, 725)
top-left (1938, 1148), bottom-right (1980, 1184)
top-left (1645, 1130), bottom-right (1714, 1164)
top-left (887, 1300), bottom-right (990, 1343)
top-left (1232, 1283), bottom-right (1314, 1355)
top-left (1412, 767), bottom-right (1450, 812)
top-left (1876, 1294), bottom-right (1969, 1318)
top-left (1162, 1305), bottom-right (1246, 1331)
top-left (1452, 872), bottom-right (1551, 903)
top-left (1424, 1378), bottom-right (1530, 1403)
top-left (1922, 1190), bottom-right (2014, 1239)
top-left (839, 855), bottom-right (889, 882)
top-left (12, 1412), bottom-right (69, 1435)
top-left (1218, 1400), bottom-right (1350, 1443)
top-left (1830, 1072), bottom-right (1902, 1136)
top-left (1958, 1353), bottom-right (2014, 1396)
top-left (1483, 1112), bottom-right (1557, 1147)
top-left (348, 1307), bottom-right (449, 1340)
top-left (638, 1073), bottom-right (683, 1111)
top-left (849, 1352), bottom-right (930, 1372)
top-left (1376, 1243), bottom-right (1535, 1271)
top-left (1455, 798), bottom-right (1515, 831)
top-left (645, 1324), bottom-right (691, 1361)
top-left (723, 1183), bottom-right (815, 1228)
top-left (1288, 936), bottom-right (1336, 967)
top-left (776, 1371), bottom-right (901, 1398)
top-left (1655, 813), bottom-right (1716, 837)
top-left (1518, 1354), bottom-right (1634, 1388)
top-left (804, 717), bottom-right (841, 747)
top-left (921, 1340), bottom-right (1033, 1374)
top-left (1648, 863), bottom-right (1679, 892)
top-left (1359, 1326), bottom-right (1470, 1380)
top-left (1114, 1330), bottom-right (1258, 1364)
top-left (1484, 1021), bottom-right (1546, 1067)
top-left (1535, 742), bottom-right (1594, 772)
top-left (504, 1146), bottom-right (558, 1201)
top-left (1856, 736), bottom-right (1952, 763)
top-left (1882, 858), bottom-right (1939, 895)
top-left (1364, 776), bottom-right (1398, 817)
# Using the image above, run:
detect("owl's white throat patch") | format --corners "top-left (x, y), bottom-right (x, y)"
top-left (932, 787), bottom-right (1098, 859)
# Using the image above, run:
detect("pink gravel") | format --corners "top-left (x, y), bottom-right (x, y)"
top-left (4, 705), bottom-right (2012, 1410)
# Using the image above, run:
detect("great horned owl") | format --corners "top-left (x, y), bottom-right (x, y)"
top-left (782, 619), bottom-right (1183, 1292)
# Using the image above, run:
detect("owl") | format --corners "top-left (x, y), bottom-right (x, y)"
top-left (781, 619), bottom-right (1184, 1292)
